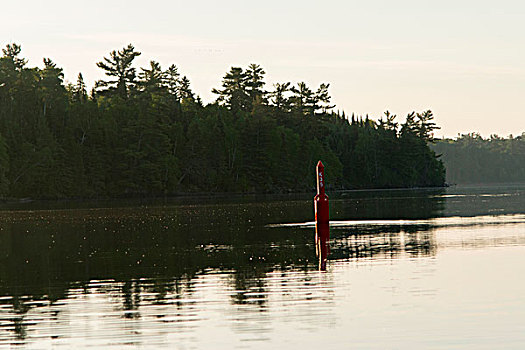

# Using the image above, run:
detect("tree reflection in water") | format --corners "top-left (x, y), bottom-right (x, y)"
top-left (0, 192), bottom-right (443, 344)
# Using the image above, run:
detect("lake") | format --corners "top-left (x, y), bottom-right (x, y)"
top-left (0, 185), bottom-right (524, 349)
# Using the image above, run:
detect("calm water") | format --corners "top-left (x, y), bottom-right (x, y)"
top-left (0, 185), bottom-right (525, 349)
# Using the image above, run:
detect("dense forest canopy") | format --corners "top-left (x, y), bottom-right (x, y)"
top-left (0, 43), bottom-right (445, 199)
top-left (433, 133), bottom-right (525, 185)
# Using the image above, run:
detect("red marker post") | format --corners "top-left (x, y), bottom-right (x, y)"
top-left (314, 161), bottom-right (330, 270)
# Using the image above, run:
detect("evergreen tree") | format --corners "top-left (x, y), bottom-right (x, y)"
top-left (95, 44), bottom-right (141, 99)
top-left (40, 58), bottom-right (67, 136)
top-left (178, 76), bottom-right (195, 104)
top-left (244, 63), bottom-right (266, 108)
top-left (269, 82), bottom-right (291, 112)
top-left (72, 73), bottom-right (88, 104)
top-left (415, 110), bottom-right (439, 141)
top-left (378, 110), bottom-right (398, 133)
top-left (315, 83), bottom-right (335, 113)
top-left (400, 112), bottom-right (417, 136)
top-left (212, 67), bottom-right (250, 113)
top-left (164, 64), bottom-right (181, 98)
top-left (139, 60), bottom-right (165, 92)
top-left (2, 43), bottom-right (27, 70)
top-left (290, 82), bottom-right (316, 115)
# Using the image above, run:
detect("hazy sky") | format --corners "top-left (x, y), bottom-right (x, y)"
top-left (2, 0), bottom-right (525, 137)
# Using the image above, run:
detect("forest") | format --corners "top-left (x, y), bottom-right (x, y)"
top-left (433, 133), bottom-right (525, 184)
top-left (0, 43), bottom-right (445, 199)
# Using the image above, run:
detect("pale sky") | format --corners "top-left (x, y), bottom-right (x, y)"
top-left (2, 0), bottom-right (525, 138)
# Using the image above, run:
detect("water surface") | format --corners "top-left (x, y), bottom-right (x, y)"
top-left (0, 185), bottom-right (524, 348)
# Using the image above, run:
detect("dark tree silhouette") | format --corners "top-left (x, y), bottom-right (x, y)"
top-left (0, 43), bottom-right (445, 198)
top-left (96, 44), bottom-right (141, 99)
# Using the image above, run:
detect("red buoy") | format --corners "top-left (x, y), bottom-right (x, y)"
top-left (314, 161), bottom-right (330, 270)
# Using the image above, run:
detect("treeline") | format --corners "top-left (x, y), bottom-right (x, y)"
top-left (0, 43), bottom-right (445, 198)
top-left (433, 133), bottom-right (525, 184)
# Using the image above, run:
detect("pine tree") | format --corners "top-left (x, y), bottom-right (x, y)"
top-left (415, 110), bottom-right (439, 141)
top-left (2, 43), bottom-right (27, 70)
top-left (178, 76), bottom-right (195, 104)
top-left (138, 60), bottom-right (165, 92)
top-left (72, 73), bottom-right (88, 104)
top-left (164, 64), bottom-right (181, 98)
top-left (315, 83), bottom-right (335, 113)
top-left (244, 63), bottom-right (266, 108)
top-left (290, 82), bottom-right (316, 115)
top-left (96, 44), bottom-right (141, 99)
top-left (212, 67), bottom-right (250, 113)
top-left (269, 82), bottom-right (291, 112)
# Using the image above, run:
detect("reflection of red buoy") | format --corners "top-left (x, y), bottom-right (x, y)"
top-left (314, 161), bottom-right (330, 270)
top-left (317, 232), bottom-right (329, 271)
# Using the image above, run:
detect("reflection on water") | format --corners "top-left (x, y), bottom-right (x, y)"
top-left (0, 185), bottom-right (524, 347)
